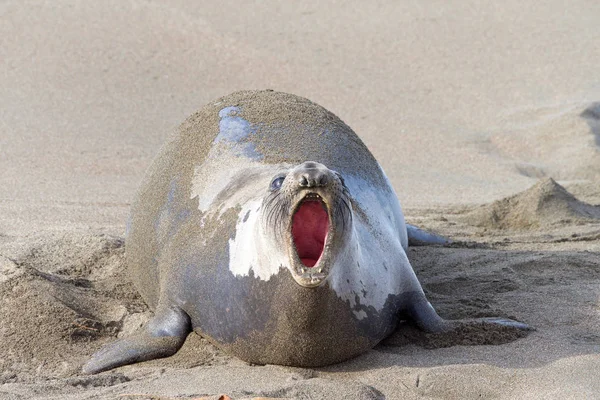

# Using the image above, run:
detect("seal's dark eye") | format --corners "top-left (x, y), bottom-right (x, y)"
top-left (270, 176), bottom-right (285, 191)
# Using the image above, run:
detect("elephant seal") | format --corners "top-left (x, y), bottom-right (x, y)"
top-left (83, 90), bottom-right (529, 374)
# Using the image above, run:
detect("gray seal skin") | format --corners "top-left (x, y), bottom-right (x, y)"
top-left (83, 90), bottom-right (530, 374)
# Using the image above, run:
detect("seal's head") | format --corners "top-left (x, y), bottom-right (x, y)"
top-left (262, 161), bottom-right (352, 288)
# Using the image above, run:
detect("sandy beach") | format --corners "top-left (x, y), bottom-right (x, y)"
top-left (1, 1), bottom-right (599, 399)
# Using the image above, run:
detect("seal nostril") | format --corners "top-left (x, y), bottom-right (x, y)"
top-left (299, 173), bottom-right (329, 187)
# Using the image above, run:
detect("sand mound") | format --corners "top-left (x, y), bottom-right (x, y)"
top-left (383, 319), bottom-right (529, 349)
top-left (0, 233), bottom-right (146, 382)
top-left (463, 178), bottom-right (600, 230)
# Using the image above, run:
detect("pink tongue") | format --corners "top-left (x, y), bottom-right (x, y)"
top-left (291, 201), bottom-right (329, 267)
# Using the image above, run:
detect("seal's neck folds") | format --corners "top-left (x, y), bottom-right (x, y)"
top-left (291, 195), bottom-right (329, 268)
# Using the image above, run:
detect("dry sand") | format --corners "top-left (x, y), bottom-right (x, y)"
top-left (1, 1), bottom-right (599, 399)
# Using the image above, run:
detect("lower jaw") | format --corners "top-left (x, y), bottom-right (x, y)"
top-left (291, 265), bottom-right (328, 288)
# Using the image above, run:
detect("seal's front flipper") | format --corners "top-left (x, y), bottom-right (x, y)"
top-left (406, 224), bottom-right (451, 246)
top-left (82, 306), bottom-right (191, 374)
top-left (406, 298), bottom-right (454, 333)
top-left (470, 317), bottom-right (533, 331)
top-left (404, 299), bottom-right (533, 346)
top-left (82, 333), bottom-right (187, 374)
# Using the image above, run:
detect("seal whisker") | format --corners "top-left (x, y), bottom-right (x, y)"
top-left (263, 191), bottom-right (291, 240)
top-left (334, 193), bottom-right (352, 232)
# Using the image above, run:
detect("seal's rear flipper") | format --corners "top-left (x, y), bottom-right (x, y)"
top-left (406, 224), bottom-right (451, 246)
top-left (82, 333), bottom-right (187, 374)
top-left (437, 316), bottom-right (534, 339)
top-left (82, 306), bottom-right (191, 374)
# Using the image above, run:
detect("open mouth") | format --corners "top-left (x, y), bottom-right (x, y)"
top-left (291, 193), bottom-right (329, 268)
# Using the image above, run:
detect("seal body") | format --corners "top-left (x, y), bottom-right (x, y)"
top-left (84, 90), bottom-right (529, 374)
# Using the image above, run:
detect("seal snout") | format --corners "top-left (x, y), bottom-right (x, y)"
top-left (289, 162), bottom-right (336, 271)
top-left (298, 172), bottom-right (328, 187)
top-left (293, 162), bottom-right (330, 188)
top-left (264, 161), bottom-right (351, 287)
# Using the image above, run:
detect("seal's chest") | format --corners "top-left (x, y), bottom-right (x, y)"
top-left (190, 282), bottom-right (389, 367)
